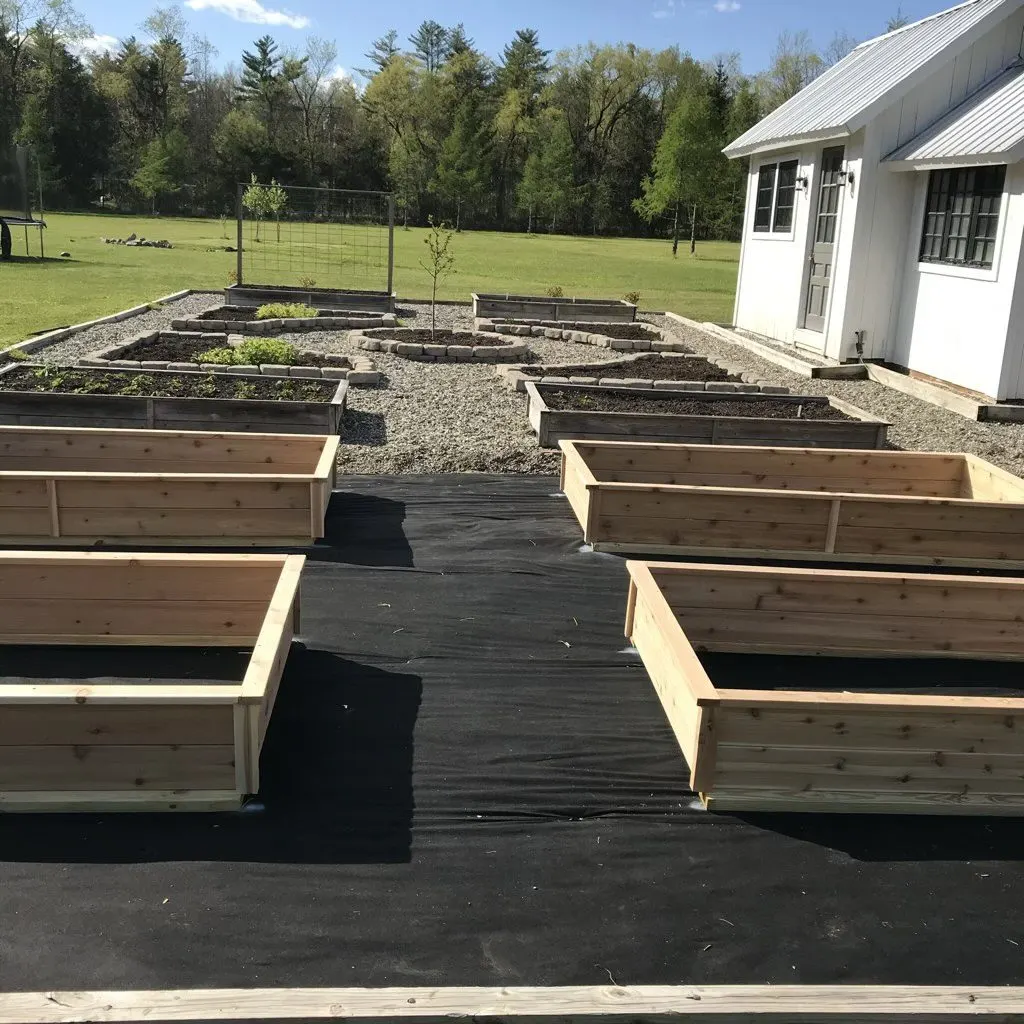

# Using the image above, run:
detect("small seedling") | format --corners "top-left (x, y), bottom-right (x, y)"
top-left (624, 291), bottom-right (641, 306)
top-left (418, 217), bottom-right (456, 343)
top-left (298, 276), bottom-right (317, 289)
top-left (546, 286), bottom-right (564, 298)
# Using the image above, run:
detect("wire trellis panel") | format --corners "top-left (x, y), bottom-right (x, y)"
top-left (236, 184), bottom-right (394, 294)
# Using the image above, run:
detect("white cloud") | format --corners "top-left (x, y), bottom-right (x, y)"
top-left (326, 65), bottom-right (351, 83)
top-left (713, 0), bottom-right (741, 10)
top-left (74, 33), bottom-right (120, 57)
top-left (185, 0), bottom-right (310, 30)
top-left (653, 0), bottom-right (678, 17)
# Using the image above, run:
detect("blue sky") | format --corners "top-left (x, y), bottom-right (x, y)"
top-left (75, 0), bottom-right (953, 80)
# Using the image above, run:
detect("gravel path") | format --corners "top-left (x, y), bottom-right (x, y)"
top-left (289, 302), bottom-right (629, 474)
top-left (644, 313), bottom-right (1024, 478)
top-left (19, 291), bottom-right (1024, 476)
top-left (26, 292), bottom-right (219, 365)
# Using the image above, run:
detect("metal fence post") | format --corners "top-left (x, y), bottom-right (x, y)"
top-left (236, 184), bottom-right (244, 286)
top-left (386, 193), bottom-right (395, 300)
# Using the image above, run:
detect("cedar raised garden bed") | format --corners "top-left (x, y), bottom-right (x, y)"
top-left (0, 425), bottom-right (338, 546)
top-left (472, 293), bottom-right (637, 323)
top-left (526, 382), bottom-right (888, 449)
top-left (225, 284), bottom-right (396, 312)
top-left (0, 365), bottom-right (347, 435)
top-left (0, 550), bottom-right (303, 811)
top-left (626, 560), bottom-right (1024, 816)
top-left (561, 442), bottom-right (1024, 568)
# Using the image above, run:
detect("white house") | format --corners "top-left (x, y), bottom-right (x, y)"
top-left (725, 0), bottom-right (1024, 401)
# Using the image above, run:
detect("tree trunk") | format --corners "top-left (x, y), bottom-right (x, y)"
top-left (527, 204), bottom-right (533, 234)
top-left (690, 203), bottom-right (697, 255)
top-left (276, 215), bottom-right (281, 243)
top-left (455, 199), bottom-right (461, 232)
top-left (431, 274), bottom-right (437, 342)
top-left (671, 200), bottom-right (679, 257)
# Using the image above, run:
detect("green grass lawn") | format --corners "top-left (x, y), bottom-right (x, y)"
top-left (0, 211), bottom-right (739, 348)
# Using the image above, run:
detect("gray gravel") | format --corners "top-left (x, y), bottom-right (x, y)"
top-left (645, 313), bottom-right (1024, 478)
top-left (22, 291), bottom-right (1024, 477)
top-left (289, 302), bottom-right (630, 474)
top-left (27, 291), bottom-right (219, 365)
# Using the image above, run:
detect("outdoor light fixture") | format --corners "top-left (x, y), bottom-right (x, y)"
top-left (797, 175), bottom-right (809, 192)
top-left (838, 168), bottom-right (856, 189)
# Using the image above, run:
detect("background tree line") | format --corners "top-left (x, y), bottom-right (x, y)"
top-left (0, 1), bottom-right (910, 241)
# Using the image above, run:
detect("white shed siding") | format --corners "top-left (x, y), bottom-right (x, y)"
top-left (835, 122), bottom-right (916, 362)
top-left (724, 0), bottom-right (1020, 158)
top-left (999, 218), bottom-right (1024, 396)
top-left (881, 6), bottom-right (1024, 156)
top-left (733, 150), bottom-right (815, 345)
top-left (894, 164), bottom-right (1024, 399)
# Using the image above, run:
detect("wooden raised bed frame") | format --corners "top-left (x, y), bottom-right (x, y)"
top-left (0, 551), bottom-right (304, 812)
top-left (626, 561), bottom-right (1024, 816)
top-left (527, 382), bottom-right (888, 449)
top-left (0, 426), bottom-right (338, 546)
top-left (0, 365), bottom-right (348, 435)
top-left (472, 293), bottom-right (637, 323)
top-left (561, 441), bottom-right (1024, 568)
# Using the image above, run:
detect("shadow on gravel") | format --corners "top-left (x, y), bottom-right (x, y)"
top-left (341, 409), bottom-right (387, 447)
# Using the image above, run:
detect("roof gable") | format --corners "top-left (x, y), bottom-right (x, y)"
top-left (724, 0), bottom-right (1023, 159)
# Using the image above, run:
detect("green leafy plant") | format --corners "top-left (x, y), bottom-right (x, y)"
top-left (256, 302), bottom-right (317, 320)
top-left (197, 338), bottom-right (296, 366)
top-left (197, 346), bottom-right (238, 364)
top-left (236, 337), bottom-right (297, 364)
top-left (3, 347), bottom-right (28, 361)
top-left (624, 291), bottom-right (641, 305)
top-left (298, 275), bottom-right (317, 289)
top-left (235, 381), bottom-right (259, 399)
top-left (227, 269), bottom-right (238, 285)
top-left (545, 285), bottom-right (564, 298)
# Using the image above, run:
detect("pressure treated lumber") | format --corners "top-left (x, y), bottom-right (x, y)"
top-left (0, 425), bottom-right (338, 545)
top-left (3, 985), bottom-right (1024, 1023)
top-left (0, 551), bottom-right (304, 811)
top-left (562, 441), bottom-right (1024, 567)
top-left (625, 561), bottom-right (1024, 815)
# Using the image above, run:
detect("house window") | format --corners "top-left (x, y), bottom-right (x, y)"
top-left (919, 165), bottom-right (1006, 269)
top-left (753, 159), bottom-right (800, 233)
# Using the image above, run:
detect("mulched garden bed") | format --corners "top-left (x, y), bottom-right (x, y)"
top-left (117, 334), bottom-right (344, 368)
top-left (196, 306), bottom-right (354, 323)
top-left (521, 354), bottom-right (740, 382)
top-left (371, 329), bottom-right (515, 347)
top-left (0, 367), bottom-right (335, 401)
top-left (542, 388), bottom-right (853, 420)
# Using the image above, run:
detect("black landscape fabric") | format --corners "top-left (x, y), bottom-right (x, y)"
top-left (1, 474), bottom-right (1023, 990)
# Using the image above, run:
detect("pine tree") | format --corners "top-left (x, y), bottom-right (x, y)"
top-left (408, 20), bottom-right (448, 73)
top-left (432, 100), bottom-right (487, 230)
top-left (358, 30), bottom-right (399, 77)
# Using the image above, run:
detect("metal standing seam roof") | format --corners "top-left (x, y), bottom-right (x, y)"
top-left (724, 0), bottom-right (1022, 159)
top-left (885, 61), bottom-right (1024, 164)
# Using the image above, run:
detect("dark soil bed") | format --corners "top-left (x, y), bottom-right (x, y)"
top-left (523, 354), bottom-right (738, 382)
top-left (372, 329), bottom-right (512, 347)
top-left (701, 652), bottom-right (1024, 698)
top-left (541, 387), bottom-right (851, 420)
top-left (196, 306), bottom-right (352, 323)
top-left (0, 367), bottom-right (336, 401)
top-left (118, 334), bottom-right (345, 367)
top-left (590, 324), bottom-right (667, 341)
top-left (2, 645), bottom-right (251, 685)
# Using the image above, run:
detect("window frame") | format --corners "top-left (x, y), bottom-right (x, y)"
top-left (752, 158), bottom-right (801, 236)
top-left (918, 165), bottom-right (1006, 271)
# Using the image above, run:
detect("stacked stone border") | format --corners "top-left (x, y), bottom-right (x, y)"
top-left (474, 318), bottom-right (688, 353)
top-left (495, 352), bottom-right (790, 395)
top-left (171, 307), bottom-right (398, 334)
top-left (78, 331), bottom-right (380, 384)
top-left (356, 328), bottom-right (530, 363)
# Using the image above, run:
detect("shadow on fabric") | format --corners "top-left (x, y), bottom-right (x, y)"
top-left (311, 491), bottom-right (413, 567)
top-left (733, 811), bottom-right (1024, 862)
top-left (0, 649), bottom-right (422, 865)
